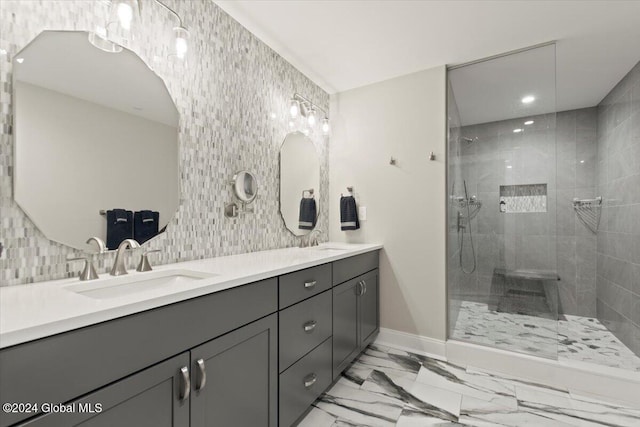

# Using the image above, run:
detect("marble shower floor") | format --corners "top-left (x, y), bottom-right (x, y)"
top-left (451, 301), bottom-right (640, 372)
top-left (299, 344), bottom-right (640, 427)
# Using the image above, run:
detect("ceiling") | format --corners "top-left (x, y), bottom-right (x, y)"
top-left (215, 0), bottom-right (640, 116)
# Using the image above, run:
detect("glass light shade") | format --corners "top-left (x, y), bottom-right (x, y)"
top-left (174, 26), bottom-right (189, 60)
top-left (88, 29), bottom-right (123, 53)
top-left (289, 99), bottom-right (299, 118)
top-left (307, 108), bottom-right (317, 127)
top-left (321, 117), bottom-right (330, 135)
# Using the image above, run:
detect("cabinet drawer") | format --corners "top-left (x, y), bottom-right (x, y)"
top-left (279, 338), bottom-right (332, 427)
top-left (332, 251), bottom-right (379, 285)
top-left (279, 290), bottom-right (332, 372)
top-left (279, 263), bottom-right (332, 309)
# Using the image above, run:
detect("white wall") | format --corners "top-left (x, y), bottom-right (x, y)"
top-left (14, 81), bottom-right (179, 250)
top-left (329, 66), bottom-right (448, 341)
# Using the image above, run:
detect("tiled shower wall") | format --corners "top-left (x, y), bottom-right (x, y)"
top-left (596, 60), bottom-right (640, 356)
top-left (455, 108), bottom-right (598, 317)
top-left (0, 0), bottom-right (329, 286)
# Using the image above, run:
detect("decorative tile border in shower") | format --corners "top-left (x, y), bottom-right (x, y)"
top-left (499, 184), bottom-right (547, 213)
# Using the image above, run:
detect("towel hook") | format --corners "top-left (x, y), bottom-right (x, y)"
top-left (342, 186), bottom-right (354, 197)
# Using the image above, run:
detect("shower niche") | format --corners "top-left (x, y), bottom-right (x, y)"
top-left (499, 184), bottom-right (547, 213)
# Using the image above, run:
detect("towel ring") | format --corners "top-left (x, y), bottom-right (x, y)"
top-left (302, 188), bottom-right (314, 198)
top-left (341, 186), bottom-right (354, 197)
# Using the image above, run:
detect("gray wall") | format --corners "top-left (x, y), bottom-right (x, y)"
top-left (596, 61), bottom-right (640, 356)
top-left (0, 0), bottom-right (329, 286)
top-left (453, 108), bottom-right (599, 317)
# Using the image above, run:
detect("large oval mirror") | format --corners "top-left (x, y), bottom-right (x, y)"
top-left (13, 31), bottom-right (180, 251)
top-left (279, 132), bottom-right (320, 236)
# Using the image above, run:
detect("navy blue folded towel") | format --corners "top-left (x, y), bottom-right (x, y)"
top-left (134, 210), bottom-right (160, 244)
top-left (340, 196), bottom-right (360, 230)
top-left (299, 198), bottom-right (317, 230)
top-left (106, 209), bottom-right (133, 250)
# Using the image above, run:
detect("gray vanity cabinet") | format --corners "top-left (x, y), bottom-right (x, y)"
top-left (18, 352), bottom-right (191, 427)
top-left (191, 314), bottom-right (278, 427)
top-left (332, 257), bottom-right (380, 379)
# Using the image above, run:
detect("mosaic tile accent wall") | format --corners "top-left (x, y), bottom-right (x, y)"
top-left (0, 0), bottom-right (330, 286)
top-left (500, 184), bottom-right (548, 213)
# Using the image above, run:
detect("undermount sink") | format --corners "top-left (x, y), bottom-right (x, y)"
top-left (308, 246), bottom-right (349, 251)
top-left (65, 269), bottom-right (216, 299)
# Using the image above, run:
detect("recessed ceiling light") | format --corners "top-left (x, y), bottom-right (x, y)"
top-left (0, 49), bottom-right (7, 55)
top-left (524, 120), bottom-right (534, 125)
top-left (513, 128), bottom-right (523, 133)
top-left (580, 160), bottom-right (585, 164)
top-left (506, 165), bottom-right (513, 169)
top-left (16, 57), bottom-right (24, 63)
top-left (521, 95), bottom-right (535, 104)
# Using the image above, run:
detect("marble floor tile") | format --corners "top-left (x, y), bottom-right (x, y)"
top-left (516, 386), bottom-right (640, 427)
top-left (297, 406), bottom-right (336, 427)
top-left (299, 343), bottom-right (638, 427)
top-left (452, 301), bottom-right (640, 371)
top-left (315, 379), bottom-right (404, 427)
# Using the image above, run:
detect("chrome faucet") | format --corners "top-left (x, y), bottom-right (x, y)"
top-left (110, 239), bottom-right (140, 276)
top-left (299, 229), bottom-right (323, 248)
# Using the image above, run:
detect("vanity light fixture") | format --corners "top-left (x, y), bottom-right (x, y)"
top-left (88, 0), bottom-right (190, 60)
top-left (524, 120), bottom-right (534, 125)
top-left (153, 0), bottom-right (190, 60)
top-left (321, 117), bottom-right (330, 135)
top-left (513, 128), bottom-right (523, 133)
top-left (15, 57), bottom-right (24, 63)
top-left (307, 108), bottom-right (317, 127)
top-left (290, 93), bottom-right (330, 137)
top-left (289, 98), bottom-right (300, 118)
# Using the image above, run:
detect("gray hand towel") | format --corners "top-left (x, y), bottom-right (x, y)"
top-left (299, 198), bottom-right (317, 230)
top-left (340, 196), bottom-right (359, 230)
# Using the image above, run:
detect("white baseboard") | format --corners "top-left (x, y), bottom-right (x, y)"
top-left (375, 328), bottom-right (446, 359)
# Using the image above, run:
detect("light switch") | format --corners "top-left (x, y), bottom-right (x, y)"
top-left (359, 206), bottom-right (367, 221)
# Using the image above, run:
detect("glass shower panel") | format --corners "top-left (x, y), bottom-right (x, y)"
top-left (447, 44), bottom-right (559, 359)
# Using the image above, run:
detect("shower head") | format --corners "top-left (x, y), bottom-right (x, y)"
top-left (461, 137), bottom-right (476, 143)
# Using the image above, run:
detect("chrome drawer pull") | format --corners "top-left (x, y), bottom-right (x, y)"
top-left (179, 366), bottom-right (191, 401)
top-left (303, 373), bottom-right (318, 388)
top-left (196, 358), bottom-right (207, 391)
top-left (362, 280), bottom-right (367, 295)
top-left (304, 280), bottom-right (317, 289)
top-left (303, 320), bottom-right (317, 332)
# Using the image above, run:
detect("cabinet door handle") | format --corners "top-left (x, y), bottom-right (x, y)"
top-left (303, 320), bottom-right (317, 333)
top-left (356, 281), bottom-right (364, 296)
top-left (304, 280), bottom-right (317, 289)
top-left (196, 358), bottom-right (207, 391)
top-left (303, 373), bottom-right (317, 388)
top-left (362, 280), bottom-right (367, 295)
top-left (179, 366), bottom-right (191, 401)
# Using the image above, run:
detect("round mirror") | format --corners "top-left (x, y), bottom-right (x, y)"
top-left (279, 132), bottom-right (320, 236)
top-left (232, 171), bottom-right (258, 203)
top-left (13, 31), bottom-right (179, 251)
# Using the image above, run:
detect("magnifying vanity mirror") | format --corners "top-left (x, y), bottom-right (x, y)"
top-left (231, 171), bottom-right (258, 204)
top-left (13, 30), bottom-right (180, 251)
top-left (279, 132), bottom-right (320, 236)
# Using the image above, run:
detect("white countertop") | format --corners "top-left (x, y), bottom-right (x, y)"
top-left (0, 242), bottom-right (382, 349)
